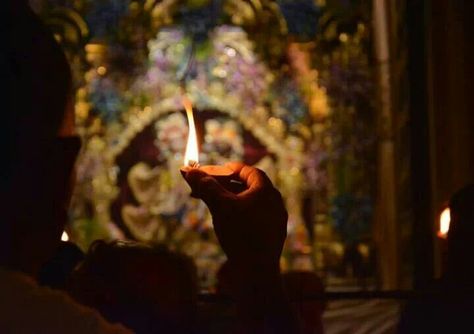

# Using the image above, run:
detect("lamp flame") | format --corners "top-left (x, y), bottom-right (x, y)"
top-left (183, 96), bottom-right (199, 166)
top-left (61, 231), bottom-right (69, 242)
top-left (438, 207), bottom-right (451, 239)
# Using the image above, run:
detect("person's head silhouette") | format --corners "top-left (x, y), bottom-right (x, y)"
top-left (446, 184), bottom-right (474, 283)
top-left (1, 3), bottom-right (80, 276)
top-left (70, 241), bottom-right (198, 334)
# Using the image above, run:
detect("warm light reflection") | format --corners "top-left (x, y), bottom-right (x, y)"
top-left (183, 96), bottom-right (199, 166)
top-left (97, 66), bottom-right (107, 76)
top-left (61, 231), bottom-right (69, 242)
top-left (438, 207), bottom-right (451, 239)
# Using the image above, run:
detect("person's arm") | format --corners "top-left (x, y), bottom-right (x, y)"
top-left (183, 162), bottom-right (300, 333)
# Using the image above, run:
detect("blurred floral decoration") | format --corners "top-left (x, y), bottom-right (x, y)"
top-left (309, 0), bottom-right (376, 279)
top-left (39, 0), bottom-right (376, 286)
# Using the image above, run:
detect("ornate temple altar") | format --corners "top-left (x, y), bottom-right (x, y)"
top-left (40, 0), bottom-right (378, 289)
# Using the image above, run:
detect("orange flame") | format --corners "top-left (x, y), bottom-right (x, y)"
top-left (183, 96), bottom-right (199, 166)
top-left (438, 207), bottom-right (451, 239)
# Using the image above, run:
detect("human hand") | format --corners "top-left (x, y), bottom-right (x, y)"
top-left (181, 162), bottom-right (288, 272)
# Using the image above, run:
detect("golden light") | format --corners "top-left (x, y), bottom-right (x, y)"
top-left (183, 95), bottom-right (199, 166)
top-left (61, 231), bottom-right (69, 242)
top-left (438, 207), bottom-right (451, 239)
top-left (97, 66), bottom-right (107, 76)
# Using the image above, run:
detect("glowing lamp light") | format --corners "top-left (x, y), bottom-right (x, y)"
top-left (179, 95), bottom-right (247, 193)
top-left (61, 231), bottom-right (69, 242)
top-left (438, 207), bottom-right (451, 239)
top-left (183, 96), bottom-right (199, 166)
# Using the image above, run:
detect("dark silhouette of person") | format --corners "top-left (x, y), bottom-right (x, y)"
top-left (2, 0), bottom-right (76, 276)
top-left (398, 184), bottom-right (474, 333)
top-left (1, 1), bottom-right (131, 332)
top-left (444, 184), bottom-right (474, 285)
top-left (38, 241), bottom-right (85, 290)
top-left (69, 240), bottom-right (198, 334)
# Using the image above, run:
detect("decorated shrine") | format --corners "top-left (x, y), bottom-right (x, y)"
top-left (39, 0), bottom-right (377, 289)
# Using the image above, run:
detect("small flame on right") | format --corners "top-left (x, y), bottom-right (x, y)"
top-left (438, 207), bottom-right (451, 239)
top-left (61, 231), bottom-right (69, 242)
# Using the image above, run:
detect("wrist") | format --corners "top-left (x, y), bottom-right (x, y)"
top-left (226, 259), bottom-right (284, 299)
top-left (228, 258), bottom-right (281, 280)
top-left (225, 261), bottom-right (297, 333)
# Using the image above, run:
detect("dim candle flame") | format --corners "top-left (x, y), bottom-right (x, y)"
top-left (438, 207), bottom-right (451, 239)
top-left (61, 231), bottom-right (69, 242)
top-left (183, 96), bottom-right (199, 166)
